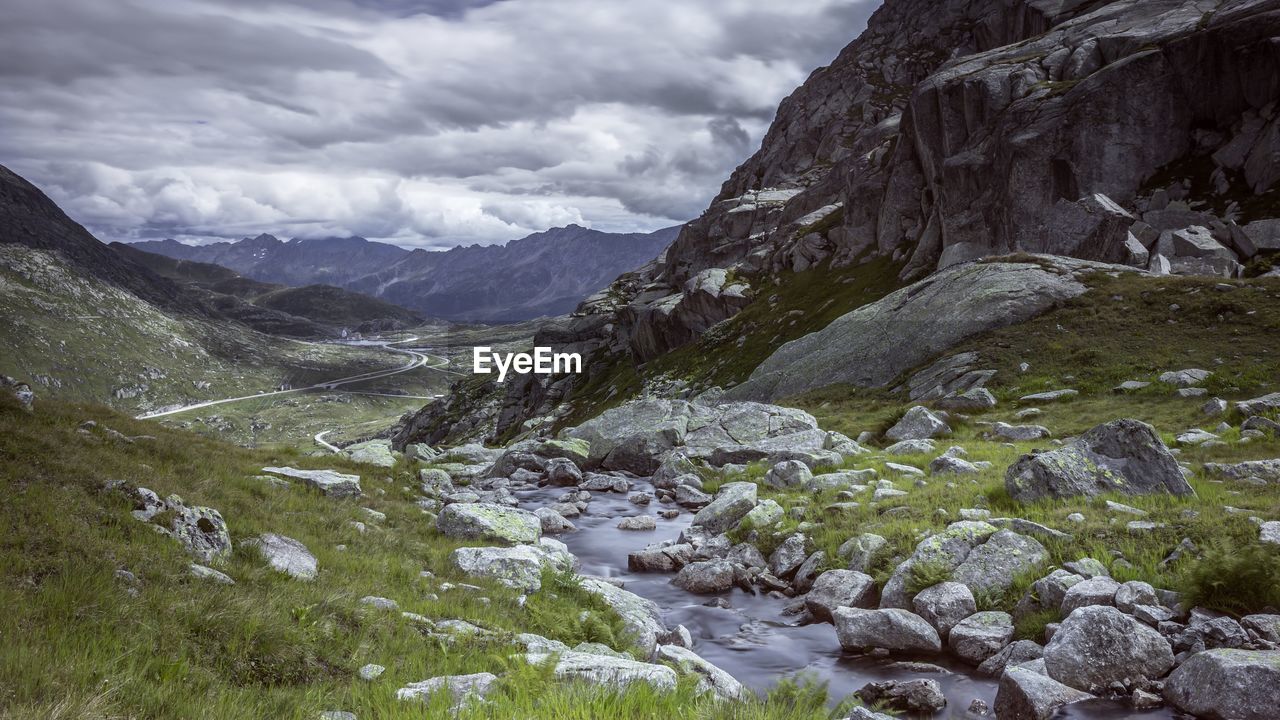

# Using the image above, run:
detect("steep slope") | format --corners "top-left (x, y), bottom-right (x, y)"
top-left (394, 0), bottom-right (1280, 447)
top-left (353, 224), bottom-right (681, 322)
top-left (0, 166), bottom-right (408, 414)
top-left (0, 165), bottom-right (202, 315)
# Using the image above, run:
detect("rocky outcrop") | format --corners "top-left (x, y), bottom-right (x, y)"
top-left (1006, 418), bottom-right (1194, 502)
top-left (394, 0), bottom-right (1280, 443)
top-left (726, 259), bottom-right (1101, 401)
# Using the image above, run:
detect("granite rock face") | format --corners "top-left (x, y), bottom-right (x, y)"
top-left (394, 0), bottom-right (1280, 444)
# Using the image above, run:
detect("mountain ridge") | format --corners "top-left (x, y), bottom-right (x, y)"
top-left (131, 223), bottom-right (681, 322)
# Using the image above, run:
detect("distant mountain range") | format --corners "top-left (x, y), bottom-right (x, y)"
top-left (130, 224), bottom-right (681, 322)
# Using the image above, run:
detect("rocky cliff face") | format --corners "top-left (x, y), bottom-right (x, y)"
top-left (397, 0), bottom-right (1280, 446)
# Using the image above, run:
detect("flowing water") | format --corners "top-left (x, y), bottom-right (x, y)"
top-left (516, 479), bottom-right (1179, 719)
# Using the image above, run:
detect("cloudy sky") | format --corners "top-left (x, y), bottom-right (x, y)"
top-left (2, 0), bottom-right (876, 250)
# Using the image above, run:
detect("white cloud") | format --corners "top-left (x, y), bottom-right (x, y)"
top-left (0, 0), bottom-right (878, 248)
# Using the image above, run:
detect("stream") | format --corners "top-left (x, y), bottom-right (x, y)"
top-left (515, 478), bottom-right (1180, 719)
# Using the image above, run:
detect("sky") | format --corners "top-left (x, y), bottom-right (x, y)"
top-left (2, 0), bottom-right (877, 250)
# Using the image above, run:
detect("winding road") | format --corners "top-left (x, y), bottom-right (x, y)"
top-left (136, 337), bottom-right (456, 420)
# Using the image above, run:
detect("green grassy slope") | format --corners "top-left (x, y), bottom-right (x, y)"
top-left (0, 245), bottom-right (403, 416)
top-left (0, 395), bottom-right (857, 720)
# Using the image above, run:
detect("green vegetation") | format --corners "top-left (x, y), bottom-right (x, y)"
top-left (1177, 542), bottom-right (1280, 616)
top-left (0, 393), bottom-right (870, 719)
top-left (904, 560), bottom-right (953, 596)
top-left (697, 271), bottom-right (1280, 620)
top-left (0, 245), bottom-right (410, 418)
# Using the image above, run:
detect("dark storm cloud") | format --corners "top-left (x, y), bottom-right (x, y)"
top-left (0, 0), bottom-right (879, 248)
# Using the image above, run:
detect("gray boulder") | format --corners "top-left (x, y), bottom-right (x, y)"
top-left (1164, 649), bottom-right (1280, 720)
top-left (992, 422), bottom-right (1051, 441)
top-left (727, 261), bottom-right (1091, 401)
top-left (994, 662), bottom-right (1094, 720)
top-left (435, 503), bottom-right (541, 545)
top-left (1235, 392), bottom-right (1280, 417)
top-left (344, 439), bottom-right (397, 468)
top-left (978, 640), bottom-right (1044, 678)
top-left (544, 458), bottom-right (583, 486)
top-left (936, 387), bottom-right (997, 412)
top-left (263, 467), bottom-right (362, 498)
top-left (768, 534), bottom-right (808, 579)
top-left (833, 608), bottom-right (943, 653)
top-left (949, 611), bottom-right (1014, 664)
top-left (912, 582), bottom-right (976, 638)
top-left (1005, 419), bottom-right (1193, 503)
top-left (806, 570), bottom-right (876, 622)
top-left (243, 533), bottom-right (317, 581)
top-left (672, 561), bottom-right (736, 594)
top-left (950, 530), bottom-right (1048, 598)
top-left (840, 533), bottom-right (888, 573)
top-left (1059, 576), bottom-right (1120, 615)
top-left (764, 460), bottom-right (812, 489)
top-left (564, 397), bottom-right (692, 474)
top-left (854, 678), bottom-right (946, 714)
top-left (1204, 459), bottom-right (1280, 484)
top-left (167, 504), bottom-right (232, 564)
top-left (1043, 606), bottom-right (1174, 693)
top-left (885, 406), bottom-right (951, 442)
top-left (396, 672), bottom-right (498, 710)
top-left (527, 650), bottom-right (677, 690)
top-left (534, 506), bottom-right (576, 534)
top-left (449, 546), bottom-right (547, 593)
top-left (656, 645), bottom-right (746, 700)
top-left (880, 521), bottom-right (998, 609)
top-left (690, 482), bottom-right (757, 534)
top-left (579, 578), bottom-right (668, 653)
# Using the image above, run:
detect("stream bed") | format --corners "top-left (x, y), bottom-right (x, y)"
top-left (517, 479), bottom-right (1180, 719)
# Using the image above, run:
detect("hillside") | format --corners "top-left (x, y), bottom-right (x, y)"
top-left (0, 165), bottom-right (417, 416)
top-left (112, 243), bottom-right (425, 332)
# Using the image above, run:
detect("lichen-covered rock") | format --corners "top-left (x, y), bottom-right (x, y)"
top-left (885, 406), bottom-right (951, 442)
top-left (579, 578), bottom-right (667, 654)
top-left (764, 459), bottom-right (812, 489)
top-left (1163, 649), bottom-right (1280, 720)
top-left (806, 570), bottom-right (876, 622)
top-left (1005, 419), bottom-right (1193, 503)
top-left (840, 533), bottom-right (888, 574)
top-left (950, 530), bottom-right (1048, 598)
top-left (449, 545), bottom-right (548, 592)
top-left (243, 533), bottom-right (317, 581)
top-left (263, 467), bottom-right (362, 498)
top-left (672, 560), bottom-right (736, 594)
top-left (949, 611), bottom-right (1014, 664)
top-left (834, 608), bottom-right (942, 653)
top-left (526, 650), bottom-right (677, 690)
top-left (435, 503), bottom-right (541, 545)
top-left (994, 662), bottom-right (1094, 720)
top-left (395, 672), bottom-right (498, 711)
top-left (912, 581), bottom-right (976, 638)
top-left (344, 439), bottom-right (398, 468)
top-left (880, 521), bottom-right (998, 609)
top-left (1043, 606), bottom-right (1173, 693)
top-left (1059, 576), bottom-right (1120, 615)
top-left (690, 482), bottom-right (757, 534)
top-left (656, 645), bottom-right (747, 700)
